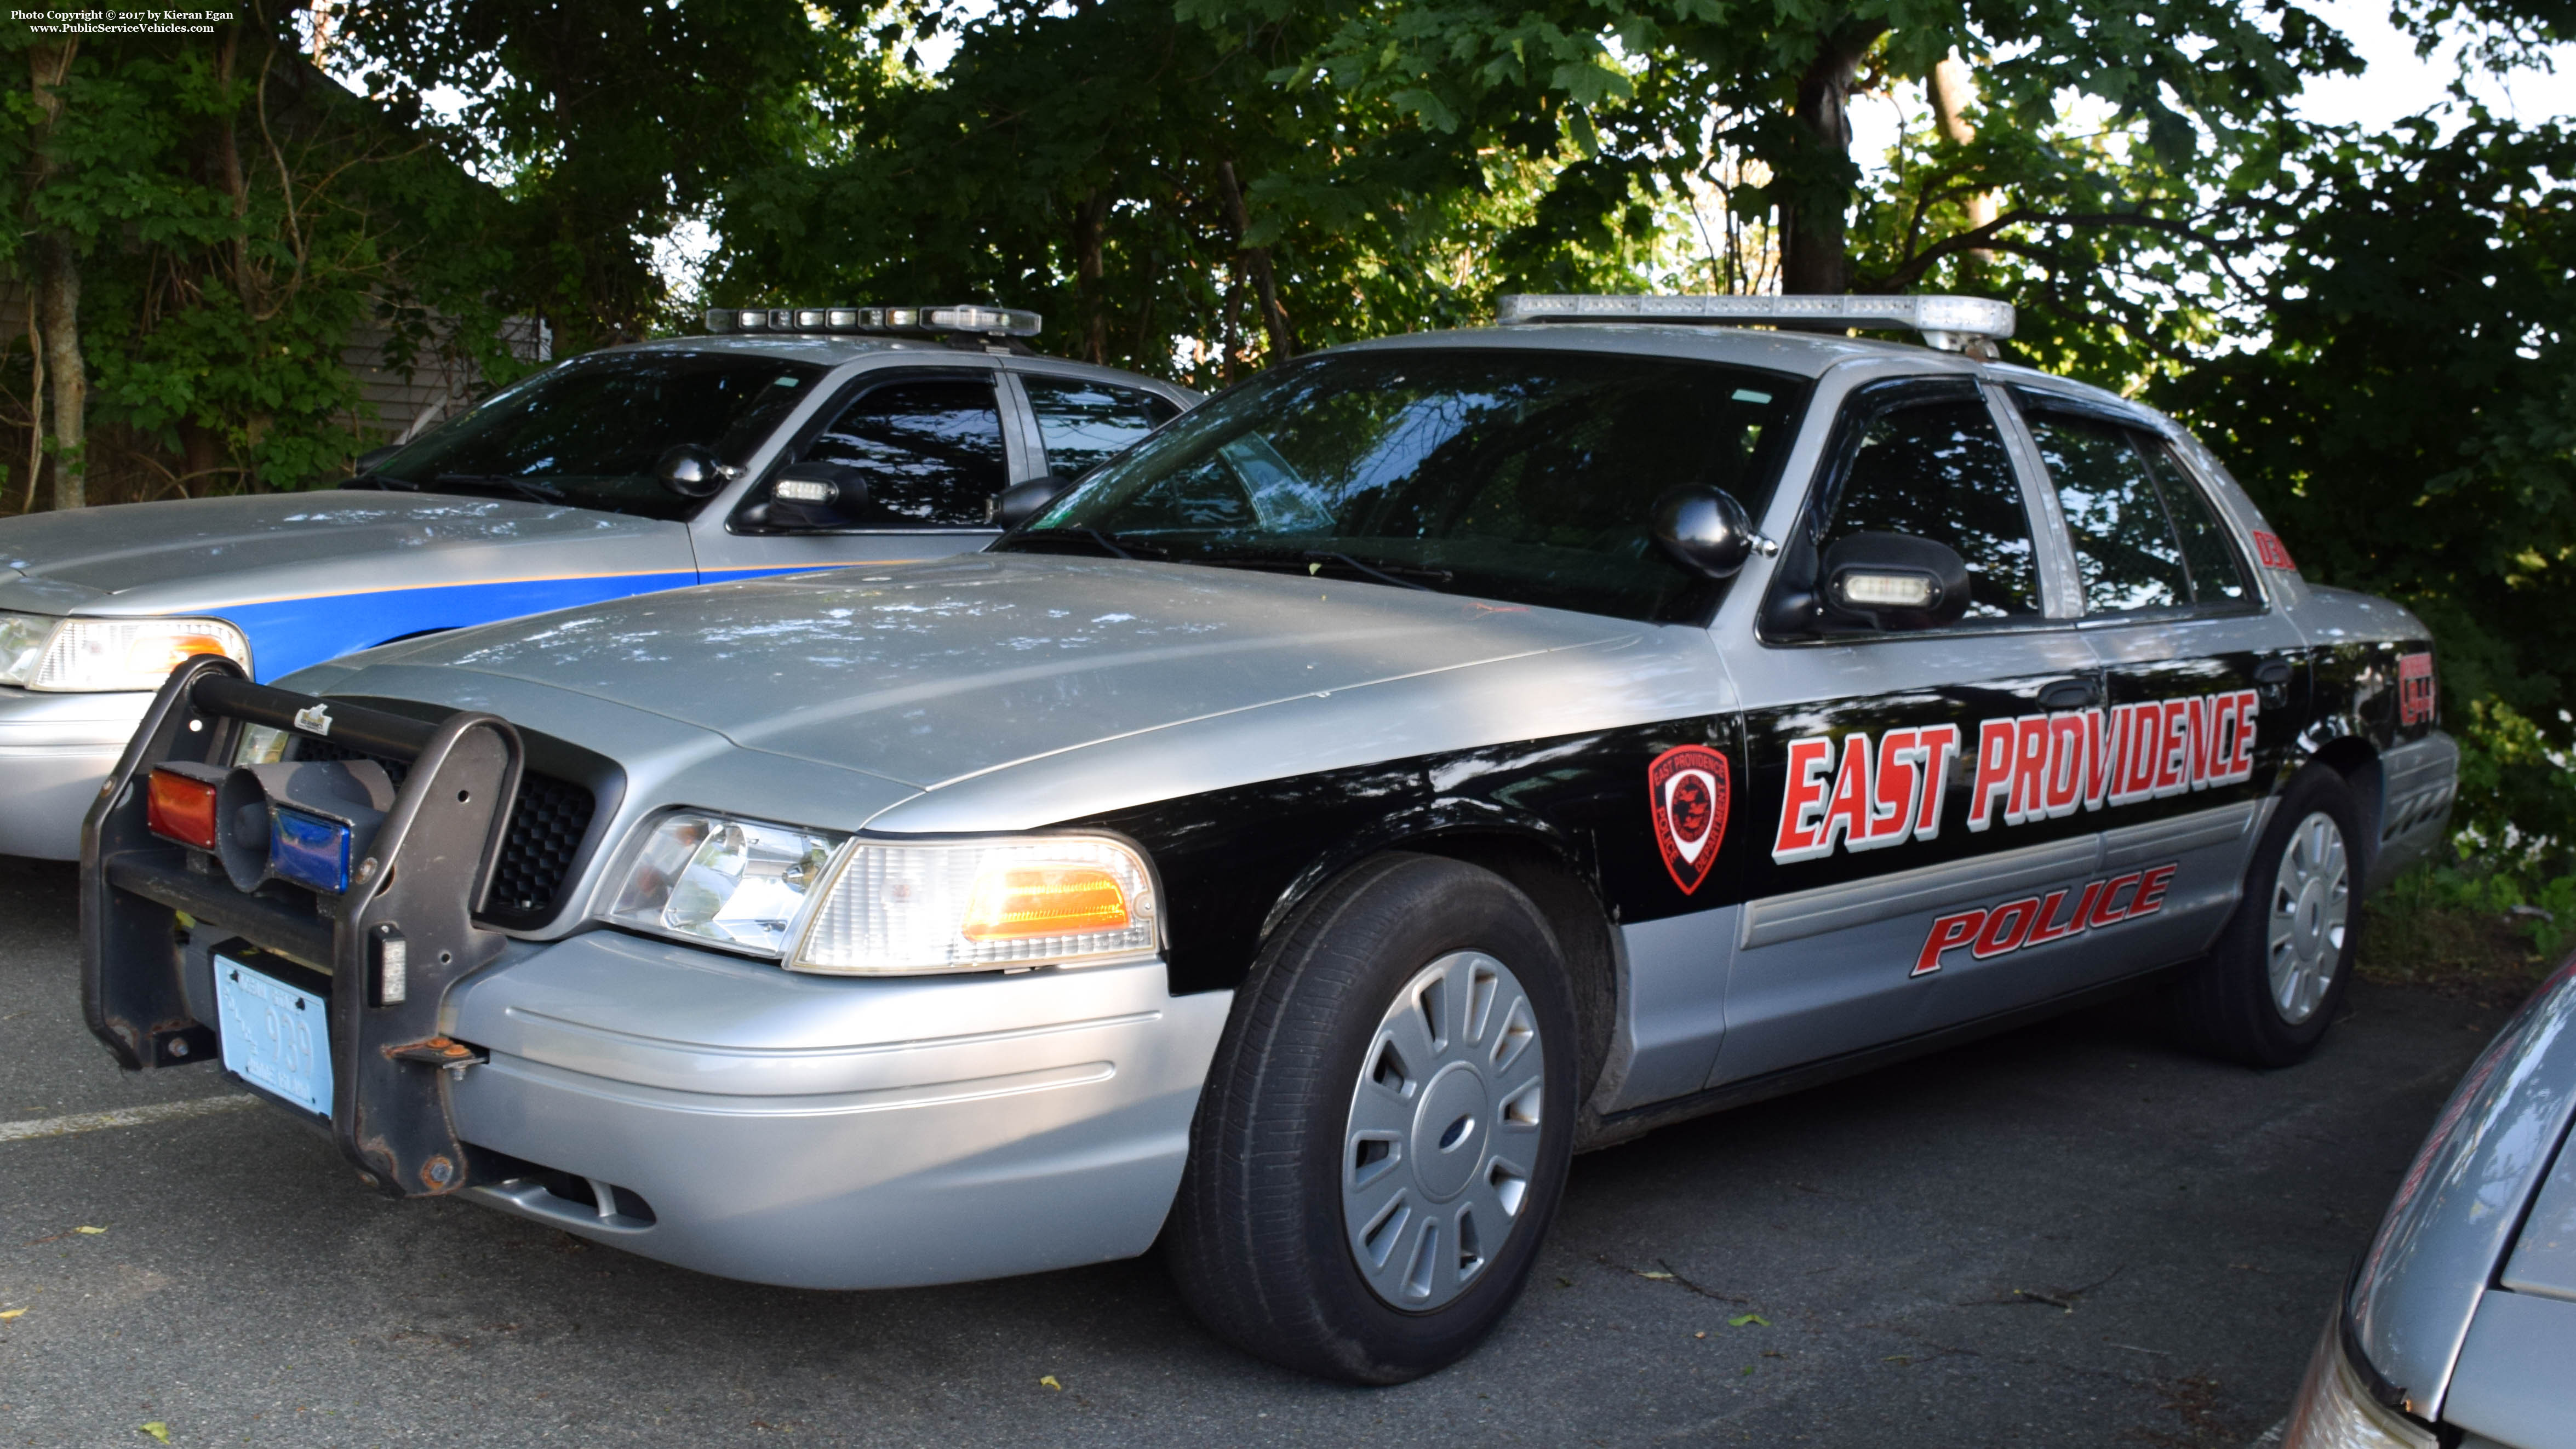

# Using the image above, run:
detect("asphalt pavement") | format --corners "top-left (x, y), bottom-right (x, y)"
top-left (0, 854), bottom-right (2510, 1447)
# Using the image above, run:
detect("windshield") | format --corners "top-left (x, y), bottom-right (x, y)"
top-left (995, 348), bottom-right (1808, 622)
top-left (353, 350), bottom-right (828, 520)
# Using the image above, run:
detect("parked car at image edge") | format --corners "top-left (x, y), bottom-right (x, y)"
top-left (0, 305), bottom-right (1193, 858)
top-left (2279, 952), bottom-right (2576, 1449)
top-left (82, 294), bottom-right (2459, 1384)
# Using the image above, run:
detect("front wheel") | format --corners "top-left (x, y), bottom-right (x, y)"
top-left (1166, 853), bottom-right (1578, 1383)
top-left (2176, 765), bottom-right (2363, 1067)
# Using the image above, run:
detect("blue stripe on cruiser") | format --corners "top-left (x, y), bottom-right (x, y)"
top-left (218, 571), bottom-right (701, 681)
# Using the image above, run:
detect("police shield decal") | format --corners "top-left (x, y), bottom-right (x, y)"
top-left (1647, 744), bottom-right (1731, 895)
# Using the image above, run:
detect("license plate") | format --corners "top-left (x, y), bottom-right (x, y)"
top-left (214, 954), bottom-right (334, 1118)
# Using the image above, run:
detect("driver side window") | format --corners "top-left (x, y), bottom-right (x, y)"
top-left (1820, 396), bottom-right (2041, 621)
top-left (794, 376), bottom-right (1009, 527)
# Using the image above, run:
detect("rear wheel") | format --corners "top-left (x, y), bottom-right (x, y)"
top-left (2177, 765), bottom-right (2362, 1067)
top-left (1166, 853), bottom-right (1578, 1383)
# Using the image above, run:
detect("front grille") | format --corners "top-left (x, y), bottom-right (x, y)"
top-left (488, 771), bottom-right (596, 917)
top-left (288, 736), bottom-right (595, 919)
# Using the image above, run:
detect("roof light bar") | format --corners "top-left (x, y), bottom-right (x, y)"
top-left (703, 304), bottom-right (1043, 339)
top-left (1495, 293), bottom-right (2014, 352)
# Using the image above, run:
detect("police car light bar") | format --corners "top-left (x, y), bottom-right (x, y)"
top-left (703, 305), bottom-right (1043, 339)
top-left (1495, 293), bottom-right (2014, 352)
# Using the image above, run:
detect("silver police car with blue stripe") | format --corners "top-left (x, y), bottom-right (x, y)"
top-left (82, 295), bottom-right (2457, 1384)
top-left (0, 304), bottom-right (1190, 858)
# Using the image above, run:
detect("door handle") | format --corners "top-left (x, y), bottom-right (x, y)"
top-left (2254, 658), bottom-right (2293, 687)
top-left (2037, 677), bottom-right (2100, 711)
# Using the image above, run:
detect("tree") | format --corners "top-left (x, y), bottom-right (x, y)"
top-left (1, 4), bottom-right (523, 505)
top-left (334, 0), bottom-right (850, 351)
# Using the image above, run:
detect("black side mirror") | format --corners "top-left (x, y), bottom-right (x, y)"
top-left (353, 443), bottom-right (402, 474)
top-left (992, 474), bottom-right (1074, 531)
top-left (1650, 485), bottom-right (1762, 578)
top-left (1819, 531), bottom-right (1971, 631)
top-left (655, 444), bottom-right (728, 499)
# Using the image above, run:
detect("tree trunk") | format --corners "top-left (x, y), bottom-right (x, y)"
top-left (25, 38), bottom-right (85, 509)
top-left (36, 241), bottom-right (84, 509)
top-left (1072, 191), bottom-right (1109, 365)
top-left (1926, 54), bottom-right (1999, 270)
top-left (1779, 30), bottom-right (1873, 295)
top-left (1217, 161), bottom-right (1294, 361)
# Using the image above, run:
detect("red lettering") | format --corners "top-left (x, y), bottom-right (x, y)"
top-left (2008, 716), bottom-right (2051, 823)
top-left (2081, 708), bottom-right (2114, 811)
top-left (2131, 864), bottom-right (2178, 917)
top-left (2045, 714), bottom-right (2086, 817)
top-left (2020, 889), bottom-right (2080, 947)
top-left (1865, 728), bottom-right (1920, 847)
top-left (2119, 704), bottom-right (2160, 802)
top-left (1916, 910), bottom-right (1987, 977)
top-left (1822, 732), bottom-right (1873, 852)
top-left (2089, 872), bottom-right (2144, 926)
top-left (2229, 690), bottom-right (2259, 781)
top-left (1914, 724), bottom-right (1960, 838)
top-left (1968, 719), bottom-right (2017, 832)
top-left (2209, 693), bottom-right (2241, 785)
top-left (1974, 897), bottom-right (2044, 958)
top-left (2190, 694), bottom-right (2222, 789)
top-left (1772, 737), bottom-right (1835, 862)
top-left (2155, 700), bottom-right (2190, 795)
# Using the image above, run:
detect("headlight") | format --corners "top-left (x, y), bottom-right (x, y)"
top-left (605, 811), bottom-right (847, 955)
top-left (789, 834), bottom-right (1158, 976)
top-left (0, 614), bottom-right (252, 692)
top-left (2281, 1315), bottom-right (2437, 1449)
top-left (0, 612), bottom-right (52, 685)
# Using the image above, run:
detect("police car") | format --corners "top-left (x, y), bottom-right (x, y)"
top-left (0, 305), bottom-right (1192, 858)
top-left (81, 294), bottom-right (2457, 1384)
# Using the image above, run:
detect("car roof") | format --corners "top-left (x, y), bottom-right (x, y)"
top-left (1330, 322), bottom-right (2169, 429)
top-left (594, 334), bottom-right (1199, 399)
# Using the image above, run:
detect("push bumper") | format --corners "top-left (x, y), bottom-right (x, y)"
top-left (443, 932), bottom-right (1230, 1288)
top-left (0, 686), bottom-right (150, 859)
top-left (84, 662), bottom-right (1233, 1291)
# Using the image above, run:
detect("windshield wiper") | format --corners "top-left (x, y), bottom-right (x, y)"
top-left (1007, 526), bottom-right (1166, 560)
top-left (340, 472), bottom-right (419, 492)
top-left (1184, 543), bottom-right (1451, 592)
top-left (1302, 551), bottom-right (1449, 593)
top-left (429, 472), bottom-right (566, 506)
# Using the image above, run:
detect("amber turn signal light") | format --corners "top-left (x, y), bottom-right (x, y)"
top-left (960, 865), bottom-right (1131, 942)
top-left (145, 768), bottom-right (221, 851)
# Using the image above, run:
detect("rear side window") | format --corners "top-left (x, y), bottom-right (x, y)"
top-left (1024, 376), bottom-right (1177, 479)
top-left (2025, 414), bottom-right (2190, 613)
top-left (2145, 449), bottom-right (2249, 604)
top-left (1822, 397), bottom-right (2040, 620)
top-left (800, 377), bottom-right (1008, 526)
top-left (2020, 402), bottom-right (2251, 612)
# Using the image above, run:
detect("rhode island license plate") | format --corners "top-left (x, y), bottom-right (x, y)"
top-left (213, 953), bottom-right (334, 1118)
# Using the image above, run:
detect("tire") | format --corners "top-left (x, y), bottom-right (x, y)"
top-left (1166, 852), bottom-right (1579, 1384)
top-left (2176, 764), bottom-right (2365, 1068)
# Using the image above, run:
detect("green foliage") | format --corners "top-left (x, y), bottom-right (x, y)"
top-left (0, 10), bottom-right (524, 495)
top-left (336, 0), bottom-right (855, 348)
top-left (2156, 112), bottom-right (2576, 866)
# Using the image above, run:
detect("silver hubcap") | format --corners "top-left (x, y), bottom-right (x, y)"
top-left (1342, 950), bottom-right (1545, 1311)
top-left (2266, 810), bottom-right (2350, 1026)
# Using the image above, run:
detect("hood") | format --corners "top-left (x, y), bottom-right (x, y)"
top-left (327, 553), bottom-right (1646, 790)
top-left (0, 491), bottom-right (685, 617)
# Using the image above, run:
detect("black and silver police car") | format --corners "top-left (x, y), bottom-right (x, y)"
top-left (84, 294), bottom-right (2455, 1383)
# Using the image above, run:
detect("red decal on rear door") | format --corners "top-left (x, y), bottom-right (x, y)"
top-left (2398, 651), bottom-right (2436, 725)
top-left (1648, 744), bottom-right (1732, 896)
top-left (2252, 530), bottom-right (2298, 571)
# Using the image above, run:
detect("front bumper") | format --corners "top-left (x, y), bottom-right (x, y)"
top-left (0, 686), bottom-right (151, 858)
top-left (84, 663), bottom-right (1233, 1291)
top-left (440, 932), bottom-right (1229, 1288)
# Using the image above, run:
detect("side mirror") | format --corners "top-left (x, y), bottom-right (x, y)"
top-left (1819, 531), bottom-right (1971, 631)
top-left (770, 461), bottom-right (868, 512)
top-left (655, 444), bottom-right (728, 499)
top-left (1650, 485), bottom-right (1761, 578)
top-left (992, 474), bottom-right (1074, 531)
top-left (353, 443), bottom-right (402, 474)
